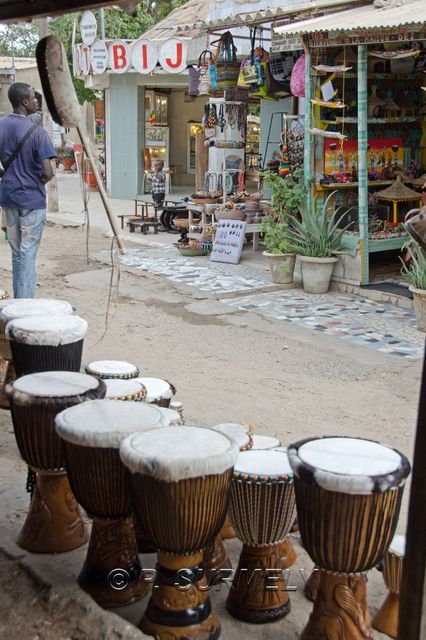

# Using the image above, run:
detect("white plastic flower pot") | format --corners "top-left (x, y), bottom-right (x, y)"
top-left (300, 256), bottom-right (338, 294)
top-left (409, 286), bottom-right (426, 332)
top-left (263, 252), bottom-right (296, 285)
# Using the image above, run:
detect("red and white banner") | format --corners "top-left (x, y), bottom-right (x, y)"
top-left (73, 38), bottom-right (188, 76)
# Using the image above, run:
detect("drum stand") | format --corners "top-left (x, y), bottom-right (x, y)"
top-left (78, 515), bottom-right (147, 609)
top-left (373, 589), bottom-right (399, 639)
top-left (18, 471), bottom-right (88, 554)
top-left (300, 571), bottom-right (373, 640)
top-left (304, 565), bottom-right (320, 602)
top-left (226, 542), bottom-right (291, 623)
top-left (141, 550), bottom-right (221, 639)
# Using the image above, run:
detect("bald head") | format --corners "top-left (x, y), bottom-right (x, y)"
top-left (8, 83), bottom-right (39, 115)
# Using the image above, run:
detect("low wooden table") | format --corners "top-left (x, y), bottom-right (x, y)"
top-left (127, 220), bottom-right (159, 234)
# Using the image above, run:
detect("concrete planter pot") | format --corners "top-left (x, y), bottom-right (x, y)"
top-left (409, 286), bottom-right (426, 332)
top-left (263, 252), bottom-right (296, 284)
top-left (300, 256), bottom-right (338, 294)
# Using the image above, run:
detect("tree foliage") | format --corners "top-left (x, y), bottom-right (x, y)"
top-left (0, 1), bottom-right (186, 103)
top-left (0, 22), bottom-right (39, 57)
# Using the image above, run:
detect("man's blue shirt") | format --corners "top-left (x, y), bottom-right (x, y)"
top-left (0, 113), bottom-right (57, 209)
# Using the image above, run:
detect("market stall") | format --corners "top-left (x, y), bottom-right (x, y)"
top-left (274, 0), bottom-right (426, 285)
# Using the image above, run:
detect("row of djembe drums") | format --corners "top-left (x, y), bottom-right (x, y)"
top-left (0, 296), bottom-right (411, 640)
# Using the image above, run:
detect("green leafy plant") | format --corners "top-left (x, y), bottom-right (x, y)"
top-left (56, 145), bottom-right (74, 159)
top-left (400, 241), bottom-right (426, 290)
top-left (261, 167), bottom-right (308, 218)
top-left (287, 192), bottom-right (352, 258)
top-left (260, 216), bottom-right (294, 254)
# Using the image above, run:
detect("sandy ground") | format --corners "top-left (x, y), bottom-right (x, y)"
top-left (0, 173), bottom-right (423, 638)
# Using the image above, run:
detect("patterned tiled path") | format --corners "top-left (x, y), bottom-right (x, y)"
top-left (225, 291), bottom-right (424, 358)
top-left (121, 249), bottom-right (274, 295)
top-left (121, 249), bottom-right (424, 359)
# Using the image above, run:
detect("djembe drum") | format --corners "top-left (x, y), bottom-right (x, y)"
top-left (6, 314), bottom-right (87, 377)
top-left (373, 534), bottom-right (405, 638)
top-left (288, 436), bottom-right (411, 640)
top-left (120, 425), bottom-right (238, 638)
top-left (6, 371), bottom-right (105, 553)
top-left (134, 377), bottom-right (175, 407)
top-left (85, 359), bottom-right (139, 380)
top-left (247, 435), bottom-right (296, 570)
top-left (0, 298), bottom-right (73, 407)
top-left (55, 399), bottom-right (181, 608)
top-left (203, 422), bottom-right (254, 581)
top-left (226, 449), bottom-right (297, 622)
top-left (104, 378), bottom-right (147, 401)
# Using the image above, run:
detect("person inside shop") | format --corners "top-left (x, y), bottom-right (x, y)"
top-left (151, 159), bottom-right (166, 210)
top-left (0, 82), bottom-right (56, 298)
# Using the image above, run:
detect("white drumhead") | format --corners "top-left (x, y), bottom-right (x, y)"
top-left (6, 315), bottom-right (87, 346)
top-left (299, 437), bottom-right (401, 477)
top-left (120, 425), bottom-right (239, 482)
top-left (251, 434), bottom-right (281, 450)
top-left (104, 379), bottom-right (145, 398)
top-left (86, 360), bottom-right (139, 377)
top-left (0, 299), bottom-right (73, 323)
top-left (134, 377), bottom-right (173, 402)
top-left (234, 449), bottom-right (292, 479)
top-left (389, 534), bottom-right (405, 557)
top-left (0, 297), bottom-right (12, 311)
top-left (55, 399), bottom-right (180, 448)
top-left (289, 437), bottom-right (407, 495)
top-left (212, 423), bottom-right (251, 451)
top-left (12, 371), bottom-right (100, 398)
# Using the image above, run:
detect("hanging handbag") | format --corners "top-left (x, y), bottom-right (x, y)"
top-left (290, 53), bottom-right (306, 98)
top-left (197, 50), bottom-right (213, 96)
top-left (188, 65), bottom-right (200, 97)
top-left (210, 31), bottom-right (240, 89)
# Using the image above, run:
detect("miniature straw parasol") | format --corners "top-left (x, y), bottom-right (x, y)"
top-left (377, 175), bottom-right (422, 223)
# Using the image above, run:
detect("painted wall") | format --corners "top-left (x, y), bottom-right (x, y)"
top-left (0, 66), bottom-right (41, 116)
top-left (168, 90), bottom-right (205, 186)
top-left (107, 74), bottom-right (143, 198)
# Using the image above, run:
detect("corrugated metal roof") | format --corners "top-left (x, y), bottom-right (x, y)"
top-left (274, 0), bottom-right (426, 36)
top-left (173, 0), bottom-right (364, 32)
top-left (0, 56), bottom-right (37, 70)
top-left (142, 0), bottom-right (210, 40)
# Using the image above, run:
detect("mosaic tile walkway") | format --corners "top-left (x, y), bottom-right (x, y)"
top-left (225, 291), bottom-right (424, 358)
top-left (121, 248), bottom-right (424, 359)
top-left (121, 249), bottom-right (274, 295)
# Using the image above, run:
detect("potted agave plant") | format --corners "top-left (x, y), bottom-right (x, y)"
top-left (400, 241), bottom-right (426, 332)
top-left (261, 167), bottom-right (307, 285)
top-left (288, 193), bottom-right (349, 294)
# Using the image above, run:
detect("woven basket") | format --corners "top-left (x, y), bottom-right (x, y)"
top-left (191, 197), bottom-right (221, 205)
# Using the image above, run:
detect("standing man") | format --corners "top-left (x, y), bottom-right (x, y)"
top-left (0, 82), bottom-right (56, 298)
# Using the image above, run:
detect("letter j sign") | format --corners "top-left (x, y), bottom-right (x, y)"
top-left (159, 39), bottom-right (188, 74)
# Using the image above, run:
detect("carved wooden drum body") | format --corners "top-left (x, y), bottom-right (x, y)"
top-left (373, 534), bottom-right (405, 638)
top-left (6, 313), bottom-right (87, 377)
top-left (85, 359), bottom-right (139, 380)
top-left (134, 377), bottom-right (175, 407)
top-left (6, 371), bottom-right (105, 553)
top-left (120, 425), bottom-right (238, 639)
top-left (55, 400), bottom-right (181, 609)
top-left (288, 436), bottom-right (411, 640)
top-left (226, 449), bottom-right (297, 623)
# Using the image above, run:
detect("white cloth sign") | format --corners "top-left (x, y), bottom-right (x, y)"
top-left (211, 220), bottom-right (247, 265)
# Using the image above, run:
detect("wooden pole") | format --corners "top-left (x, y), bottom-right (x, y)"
top-left (357, 44), bottom-right (369, 285)
top-left (195, 131), bottom-right (207, 192)
top-left (303, 38), bottom-right (312, 215)
top-left (398, 342), bottom-right (426, 639)
top-left (77, 125), bottom-right (126, 254)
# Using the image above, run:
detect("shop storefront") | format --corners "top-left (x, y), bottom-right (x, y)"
top-left (274, 0), bottom-right (426, 285)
